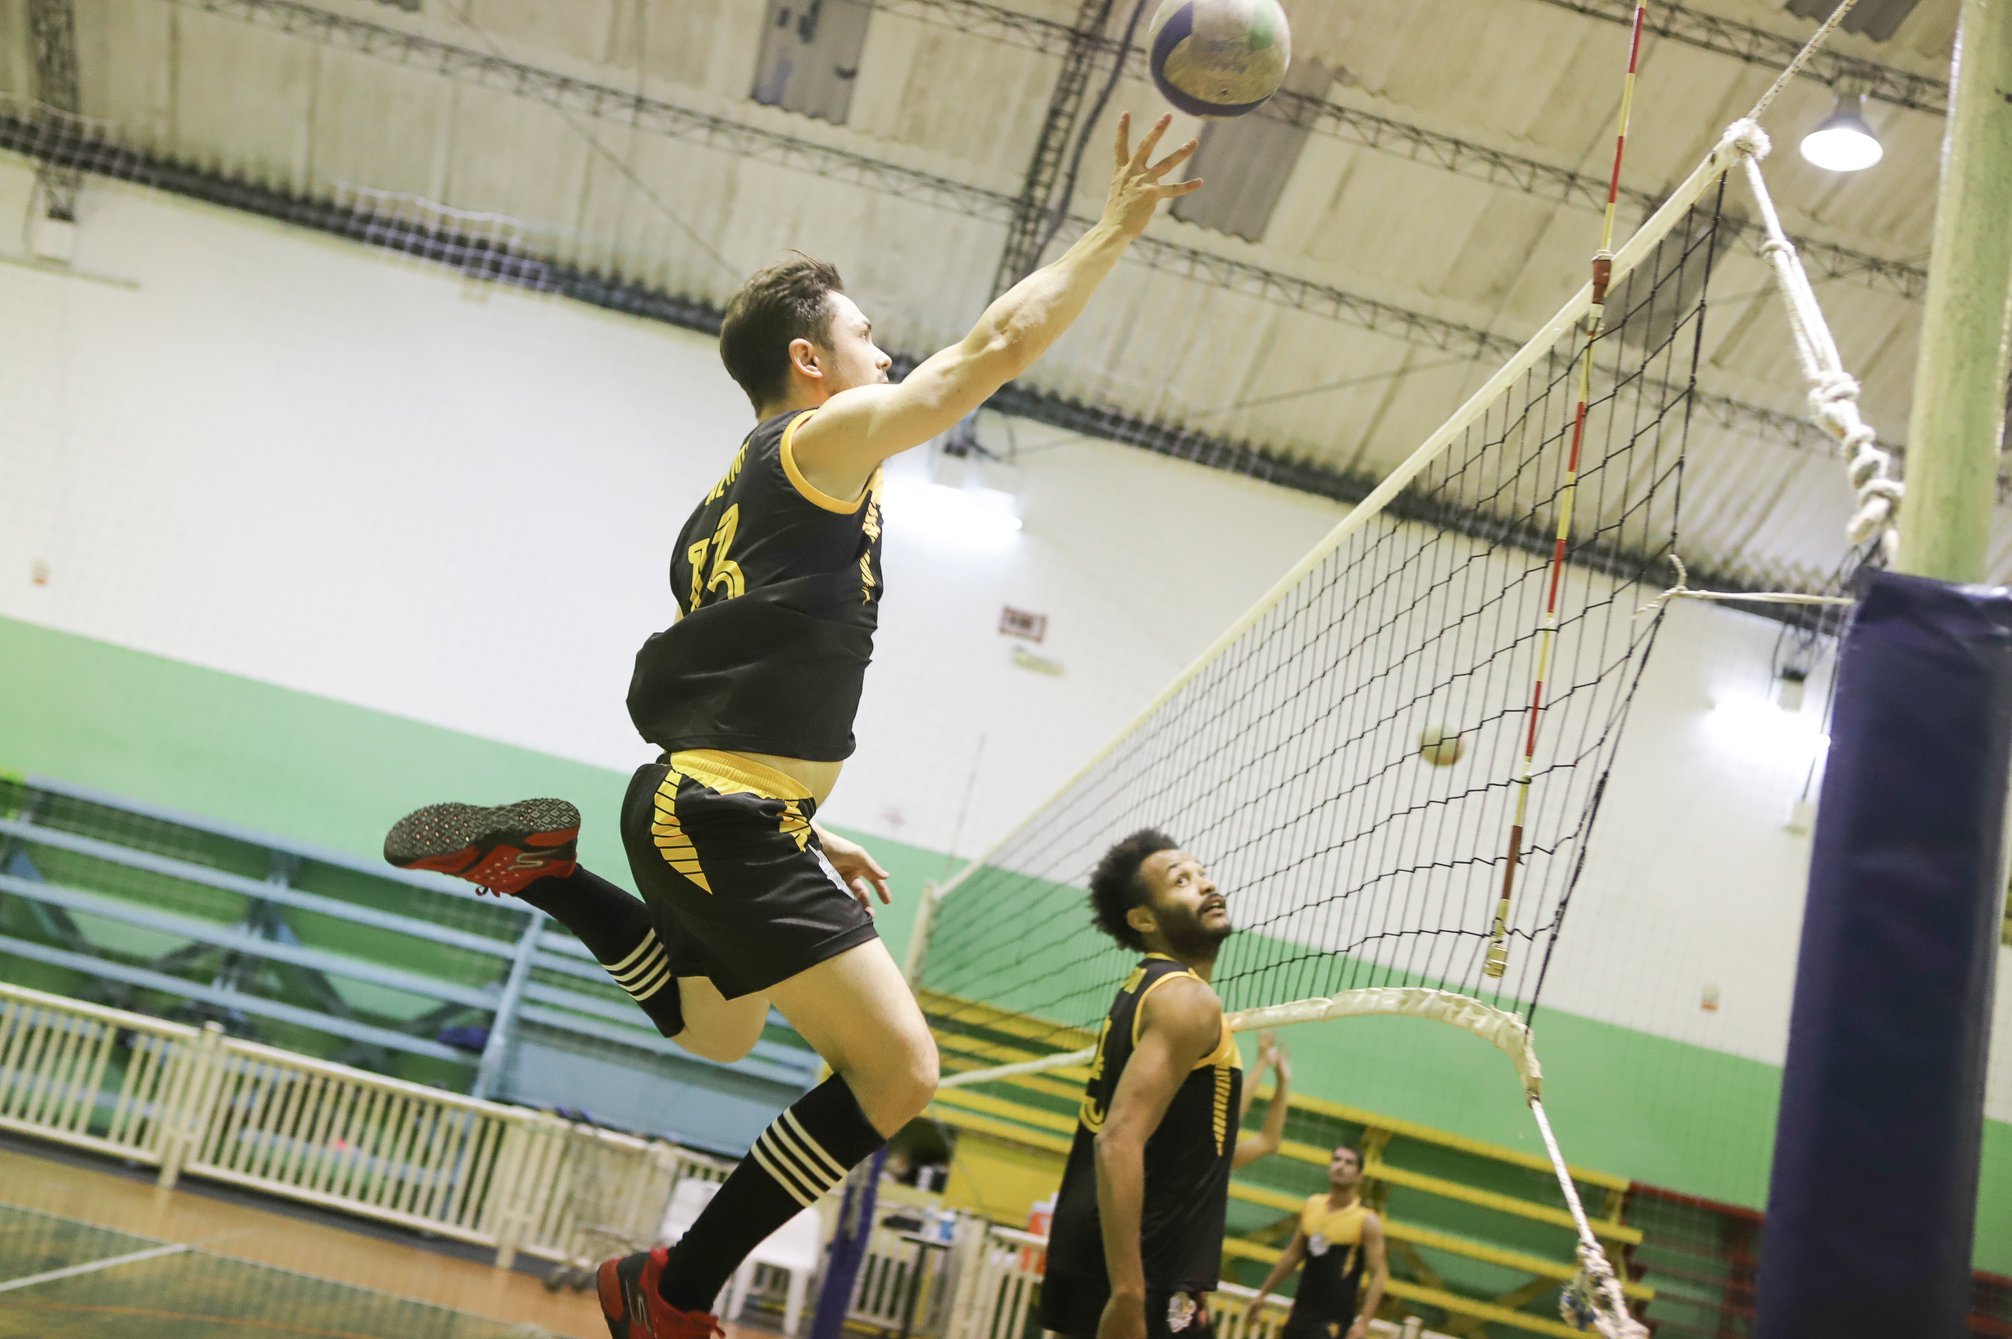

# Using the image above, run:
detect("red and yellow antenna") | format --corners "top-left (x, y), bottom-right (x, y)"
top-left (1485, 2), bottom-right (1651, 980)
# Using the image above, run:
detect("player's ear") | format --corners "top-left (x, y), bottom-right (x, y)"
top-left (1126, 904), bottom-right (1157, 941)
top-left (788, 337), bottom-right (821, 379)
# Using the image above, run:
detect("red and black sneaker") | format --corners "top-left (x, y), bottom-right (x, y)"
top-left (382, 798), bottom-right (580, 896)
top-left (598, 1247), bottom-right (723, 1339)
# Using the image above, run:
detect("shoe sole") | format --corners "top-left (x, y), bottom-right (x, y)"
top-left (384, 798), bottom-right (580, 873)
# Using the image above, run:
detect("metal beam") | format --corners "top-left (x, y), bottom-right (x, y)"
top-left (27, 0), bottom-right (80, 219)
top-left (0, 50), bottom-right (1915, 615)
top-left (991, 0), bottom-right (1121, 293)
top-left (0, 104), bottom-right (1853, 623)
top-left (1257, 87), bottom-right (1926, 301)
top-left (199, 0), bottom-right (1926, 305)
top-left (165, 0), bottom-right (1901, 469)
top-left (867, 0), bottom-right (1926, 300)
top-left (1529, 0), bottom-right (1948, 115)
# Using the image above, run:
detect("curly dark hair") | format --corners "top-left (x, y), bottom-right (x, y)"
top-left (718, 252), bottom-right (844, 411)
top-left (1088, 829), bottom-right (1180, 952)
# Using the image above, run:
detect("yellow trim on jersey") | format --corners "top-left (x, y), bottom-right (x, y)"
top-left (779, 411), bottom-right (874, 514)
top-left (1300, 1193), bottom-right (1370, 1246)
top-left (1130, 969), bottom-right (1193, 1048)
top-left (669, 749), bottom-right (815, 802)
top-left (1129, 965), bottom-right (1242, 1073)
top-left (1198, 1020), bottom-right (1242, 1072)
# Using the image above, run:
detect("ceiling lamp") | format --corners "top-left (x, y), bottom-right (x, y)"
top-left (1801, 91), bottom-right (1884, 172)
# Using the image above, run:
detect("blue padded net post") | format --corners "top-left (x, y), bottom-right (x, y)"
top-left (1756, 569), bottom-right (2012, 1337)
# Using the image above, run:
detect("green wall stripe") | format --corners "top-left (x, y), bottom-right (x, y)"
top-left (7, 614), bottom-right (2008, 1271)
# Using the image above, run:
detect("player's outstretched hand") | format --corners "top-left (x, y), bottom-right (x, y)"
top-left (818, 826), bottom-right (892, 913)
top-left (1104, 112), bottom-right (1201, 239)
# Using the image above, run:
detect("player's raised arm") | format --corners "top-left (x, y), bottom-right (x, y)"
top-left (1091, 975), bottom-right (1222, 1339)
top-left (1234, 1039), bottom-right (1290, 1168)
top-left (1245, 1223), bottom-right (1310, 1318)
top-left (789, 113), bottom-right (1200, 502)
top-left (1238, 1029), bottom-right (1275, 1121)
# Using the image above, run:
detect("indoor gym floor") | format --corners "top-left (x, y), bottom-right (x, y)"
top-left (0, 1142), bottom-right (775, 1339)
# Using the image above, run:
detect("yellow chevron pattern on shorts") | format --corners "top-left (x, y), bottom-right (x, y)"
top-left (779, 798), bottom-right (812, 852)
top-left (652, 771), bottom-right (712, 893)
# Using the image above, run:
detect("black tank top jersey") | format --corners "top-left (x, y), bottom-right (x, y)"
top-left (627, 409), bottom-right (885, 761)
top-left (1286, 1196), bottom-right (1370, 1329)
top-left (1048, 956), bottom-right (1244, 1295)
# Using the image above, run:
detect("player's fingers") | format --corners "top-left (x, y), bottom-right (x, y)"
top-left (850, 877), bottom-right (876, 915)
top-left (873, 875), bottom-right (893, 905)
top-left (1132, 112), bottom-right (1173, 167)
top-left (1163, 177), bottom-right (1204, 197)
top-left (1148, 139), bottom-right (1199, 178)
top-left (1114, 111), bottom-right (1132, 168)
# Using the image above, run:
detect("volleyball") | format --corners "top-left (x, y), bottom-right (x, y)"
top-left (1418, 724), bottom-right (1465, 767)
top-left (1146, 0), bottom-right (1292, 119)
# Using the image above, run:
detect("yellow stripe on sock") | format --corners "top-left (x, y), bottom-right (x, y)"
top-left (750, 1133), bottom-right (819, 1207)
top-left (776, 1109), bottom-right (846, 1184)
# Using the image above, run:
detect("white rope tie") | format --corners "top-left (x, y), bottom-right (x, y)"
top-left (1743, 0), bottom-right (1863, 125)
top-left (1723, 122), bottom-right (1904, 561)
top-left (1530, 1097), bottom-right (1646, 1338)
top-left (1637, 556), bottom-right (1856, 616)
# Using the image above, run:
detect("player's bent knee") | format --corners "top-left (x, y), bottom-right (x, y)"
top-left (887, 1033), bottom-right (941, 1121)
top-left (673, 1018), bottom-right (764, 1064)
top-left (851, 1033), bottom-right (937, 1130)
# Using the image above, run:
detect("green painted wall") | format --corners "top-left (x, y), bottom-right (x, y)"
top-left (6, 614), bottom-right (2009, 1272)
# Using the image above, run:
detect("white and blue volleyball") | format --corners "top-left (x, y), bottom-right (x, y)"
top-left (1146, 0), bottom-right (1292, 120)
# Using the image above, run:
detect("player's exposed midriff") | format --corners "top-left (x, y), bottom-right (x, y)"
top-left (731, 749), bottom-right (843, 808)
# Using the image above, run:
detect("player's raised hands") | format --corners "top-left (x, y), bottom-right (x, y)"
top-left (1103, 112), bottom-right (1202, 238)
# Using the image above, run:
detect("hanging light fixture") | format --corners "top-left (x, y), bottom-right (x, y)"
top-left (1801, 90), bottom-right (1883, 172)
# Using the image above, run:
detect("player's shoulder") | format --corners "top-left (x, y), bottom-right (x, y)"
top-left (1139, 969), bottom-right (1222, 1035)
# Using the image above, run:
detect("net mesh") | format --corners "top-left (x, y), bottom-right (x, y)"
top-left (916, 178), bottom-right (1729, 1058)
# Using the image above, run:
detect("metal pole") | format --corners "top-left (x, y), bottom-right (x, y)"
top-left (1896, 0), bottom-right (2012, 584)
top-left (473, 909), bottom-right (543, 1101)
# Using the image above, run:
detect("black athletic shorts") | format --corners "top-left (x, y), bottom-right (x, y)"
top-left (619, 750), bottom-right (878, 999)
top-left (1039, 1273), bottom-right (1216, 1339)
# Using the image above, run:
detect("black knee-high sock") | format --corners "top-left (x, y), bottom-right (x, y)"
top-left (515, 866), bottom-right (683, 1037)
top-left (662, 1074), bottom-right (885, 1311)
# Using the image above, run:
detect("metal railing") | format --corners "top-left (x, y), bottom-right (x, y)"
top-left (0, 980), bottom-right (1445, 1337)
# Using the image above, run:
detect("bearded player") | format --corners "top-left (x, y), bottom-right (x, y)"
top-left (1040, 831), bottom-right (1292, 1339)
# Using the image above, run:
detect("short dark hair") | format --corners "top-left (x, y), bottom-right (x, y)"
top-left (718, 252), bottom-right (844, 411)
top-left (1332, 1143), bottom-right (1362, 1166)
top-left (1088, 829), bottom-right (1180, 952)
